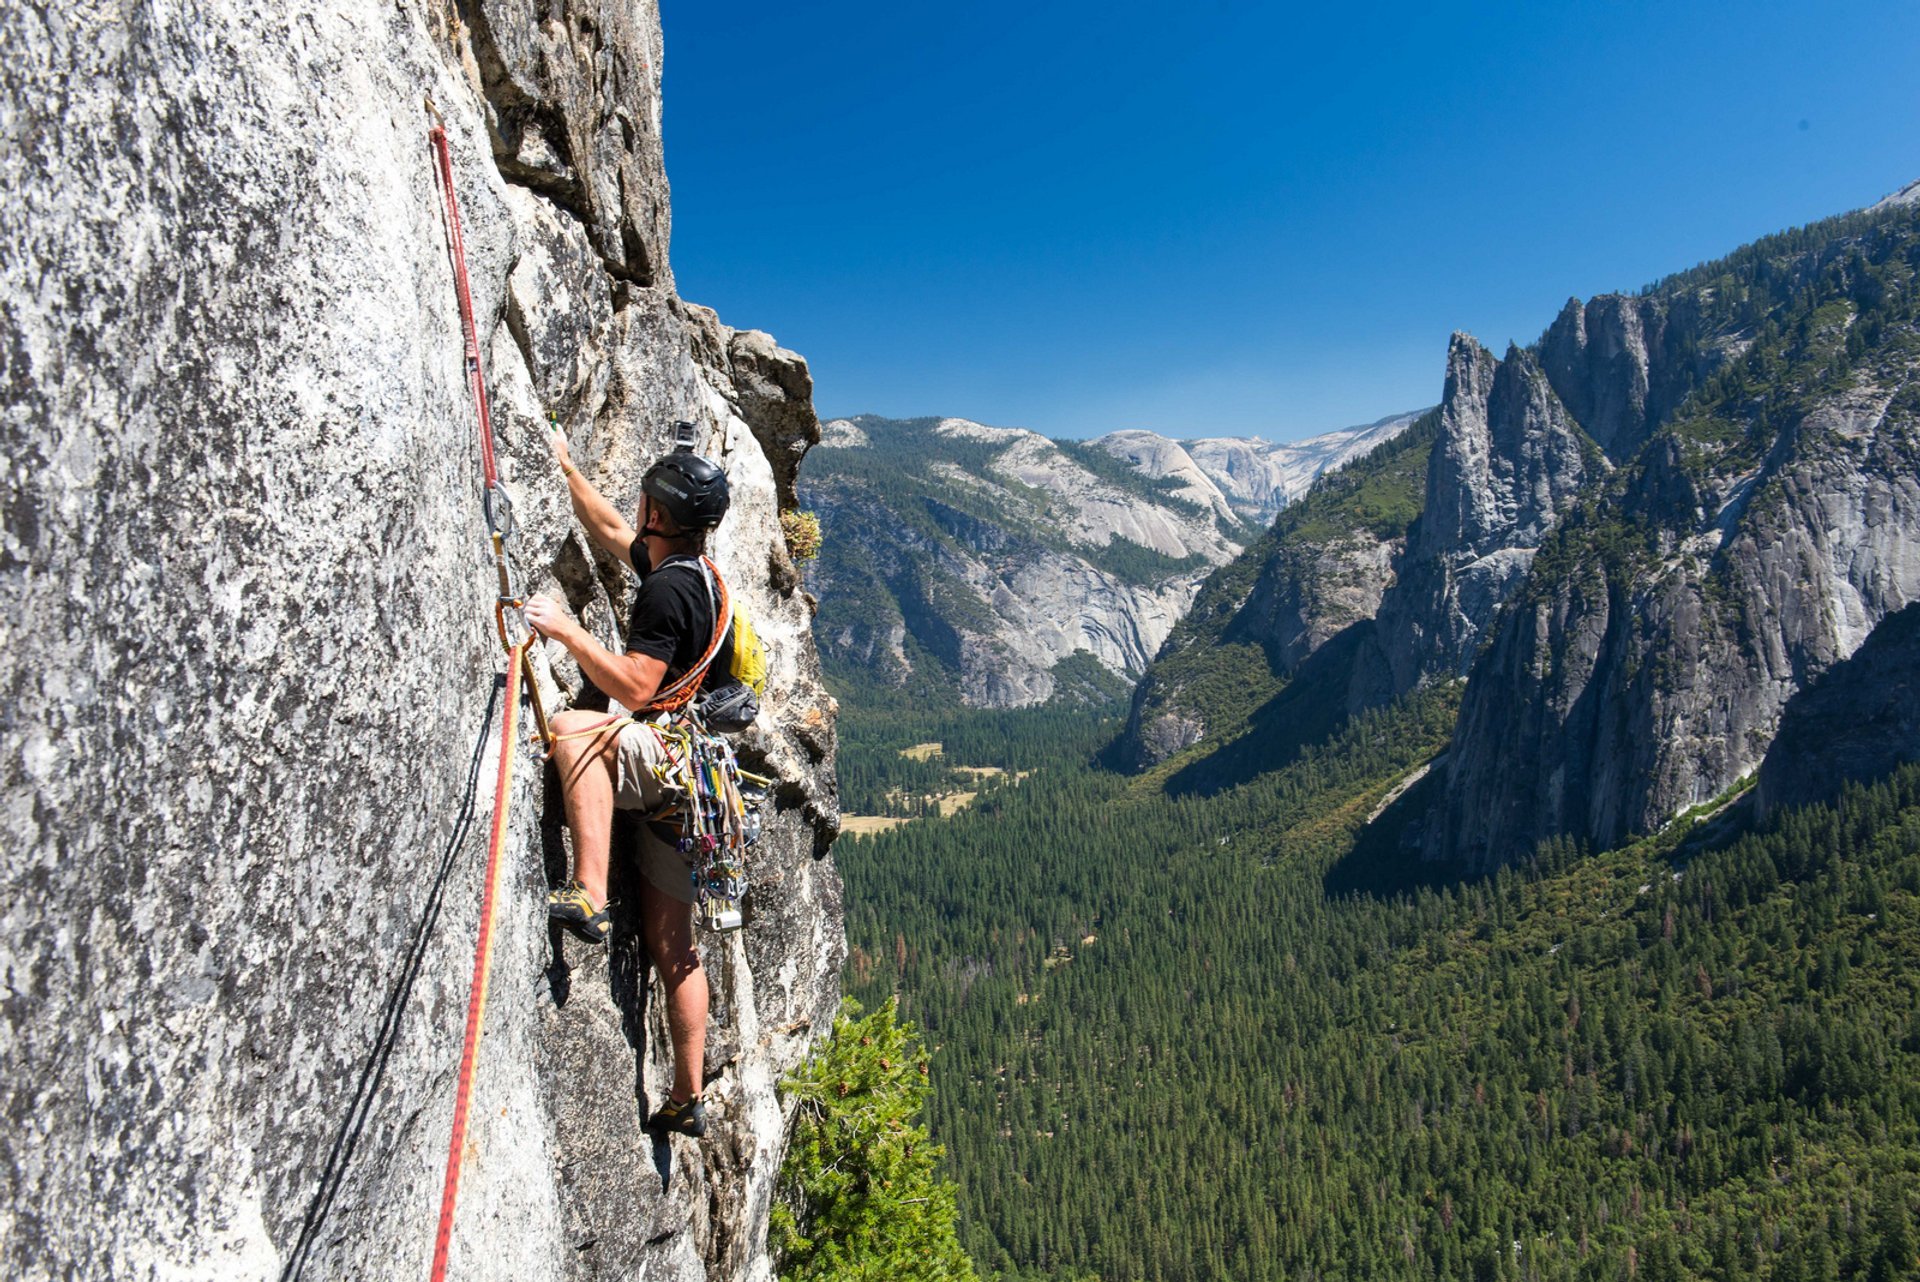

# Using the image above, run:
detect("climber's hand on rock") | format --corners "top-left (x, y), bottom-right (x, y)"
top-left (548, 419), bottom-right (574, 475)
top-left (523, 594), bottom-right (576, 645)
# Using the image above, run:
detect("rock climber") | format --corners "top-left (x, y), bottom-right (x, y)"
top-left (522, 421), bottom-right (733, 1139)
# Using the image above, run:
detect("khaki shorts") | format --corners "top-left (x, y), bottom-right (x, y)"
top-left (613, 721), bottom-right (696, 905)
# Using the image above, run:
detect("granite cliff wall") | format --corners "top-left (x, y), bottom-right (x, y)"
top-left (1, 2), bottom-right (842, 1278)
top-left (1429, 208), bottom-right (1920, 868)
top-left (1119, 196), bottom-right (1920, 872)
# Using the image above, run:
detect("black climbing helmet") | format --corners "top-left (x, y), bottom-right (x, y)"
top-left (643, 451), bottom-right (730, 531)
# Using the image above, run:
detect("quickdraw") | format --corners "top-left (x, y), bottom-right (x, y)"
top-left (426, 96), bottom-right (553, 758)
top-left (675, 721), bottom-right (759, 933)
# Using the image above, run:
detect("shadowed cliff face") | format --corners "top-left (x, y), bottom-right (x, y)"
top-left (1118, 415), bottom-right (1437, 768)
top-left (1123, 333), bottom-right (1602, 772)
top-left (0, 3), bottom-right (841, 1279)
top-left (1537, 293), bottom-right (1713, 464)
top-left (1434, 365), bottom-right (1920, 868)
top-left (1755, 602), bottom-right (1920, 816)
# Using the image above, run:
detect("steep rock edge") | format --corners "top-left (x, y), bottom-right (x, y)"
top-left (1753, 601), bottom-right (1920, 817)
top-left (1137, 253), bottom-right (1777, 764)
top-left (1433, 299), bottom-right (1920, 866)
top-left (1124, 197), bottom-right (1920, 872)
top-left (1363, 335), bottom-right (1602, 697)
top-left (1123, 321), bottom-right (1586, 769)
top-left (1424, 201), bottom-right (1920, 867)
top-left (0, 4), bottom-right (841, 1281)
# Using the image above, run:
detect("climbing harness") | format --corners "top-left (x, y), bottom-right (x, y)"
top-left (423, 102), bottom-right (552, 1282)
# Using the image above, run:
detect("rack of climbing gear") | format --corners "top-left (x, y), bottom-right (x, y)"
top-left (684, 725), bottom-right (755, 933)
top-left (629, 717), bottom-right (764, 933)
top-left (423, 100), bottom-right (555, 1282)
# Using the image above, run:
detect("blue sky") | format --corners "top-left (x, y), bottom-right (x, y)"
top-left (659, 1), bottom-right (1919, 442)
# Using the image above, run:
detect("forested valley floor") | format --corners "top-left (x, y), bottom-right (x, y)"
top-left (832, 684), bottom-right (1920, 1282)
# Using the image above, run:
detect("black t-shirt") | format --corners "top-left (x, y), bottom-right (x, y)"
top-left (625, 543), bottom-right (732, 698)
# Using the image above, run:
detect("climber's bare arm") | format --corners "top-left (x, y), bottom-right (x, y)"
top-left (549, 423), bottom-right (638, 567)
top-left (523, 596), bottom-right (667, 710)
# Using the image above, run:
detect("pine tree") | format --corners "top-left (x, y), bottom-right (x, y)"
top-left (773, 998), bottom-right (980, 1282)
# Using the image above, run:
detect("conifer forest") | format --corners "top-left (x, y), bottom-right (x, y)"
top-left (834, 690), bottom-right (1920, 1281)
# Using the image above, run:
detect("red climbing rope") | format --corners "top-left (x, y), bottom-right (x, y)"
top-left (429, 641), bottom-right (525, 1281)
top-left (427, 105), bottom-right (498, 488)
top-left (423, 103), bottom-right (549, 1279)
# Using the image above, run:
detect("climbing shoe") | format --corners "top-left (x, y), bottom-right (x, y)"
top-left (646, 1095), bottom-right (707, 1138)
top-left (547, 881), bottom-right (611, 945)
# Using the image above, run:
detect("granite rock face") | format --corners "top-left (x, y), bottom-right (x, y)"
top-left (1118, 416), bottom-right (1436, 767)
top-left (1431, 214), bottom-right (1920, 867)
top-left (1537, 294), bottom-right (1706, 463)
top-left (1368, 335), bottom-right (1597, 695)
top-left (1433, 381), bottom-right (1920, 866)
top-left (1754, 602), bottom-right (1920, 817)
top-left (1093, 431), bottom-right (1241, 528)
top-left (1124, 197), bottom-right (1920, 872)
top-left (0, 4), bottom-right (841, 1279)
top-left (1121, 529), bottom-right (1404, 768)
top-left (804, 411), bottom-right (1429, 710)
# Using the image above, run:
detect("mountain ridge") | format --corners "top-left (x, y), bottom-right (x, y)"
top-left (1123, 186), bottom-right (1920, 873)
top-left (802, 410), bottom-right (1425, 707)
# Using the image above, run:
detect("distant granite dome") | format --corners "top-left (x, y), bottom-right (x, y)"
top-left (801, 411), bottom-right (1422, 708)
top-left (1179, 410), bottom-right (1430, 525)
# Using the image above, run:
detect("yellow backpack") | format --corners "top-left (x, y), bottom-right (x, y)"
top-left (727, 604), bottom-right (768, 696)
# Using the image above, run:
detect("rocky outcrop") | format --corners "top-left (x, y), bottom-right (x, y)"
top-left (1123, 322), bottom-right (1666, 772)
top-left (1868, 177), bottom-right (1920, 214)
top-left (1536, 295), bottom-right (1710, 463)
top-left (1755, 602), bottom-right (1920, 816)
top-left (1119, 415), bottom-right (1438, 767)
top-left (990, 427), bottom-right (1240, 564)
top-left (1368, 336), bottom-right (1598, 694)
top-left (1430, 213), bottom-right (1920, 867)
top-left (0, 4), bottom-right (840, 1280)
top-left (1121, 193), bottom-right (1920, 869)
top-left (1122, 533), bottom-right (1402, 769)
top-left (804, 410), bottom-right (1432, 710)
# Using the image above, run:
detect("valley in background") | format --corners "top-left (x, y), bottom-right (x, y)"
top-left (815, 186), bottom-right (1920, 1281)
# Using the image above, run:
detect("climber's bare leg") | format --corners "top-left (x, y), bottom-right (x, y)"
top-left (643, 883), bottom-right (708, 1103)
top-left (550, 709), bottom-right (623, 908)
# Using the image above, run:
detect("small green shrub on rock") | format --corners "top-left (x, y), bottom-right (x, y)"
top-left (780, 509), bottom-right (824, 562)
